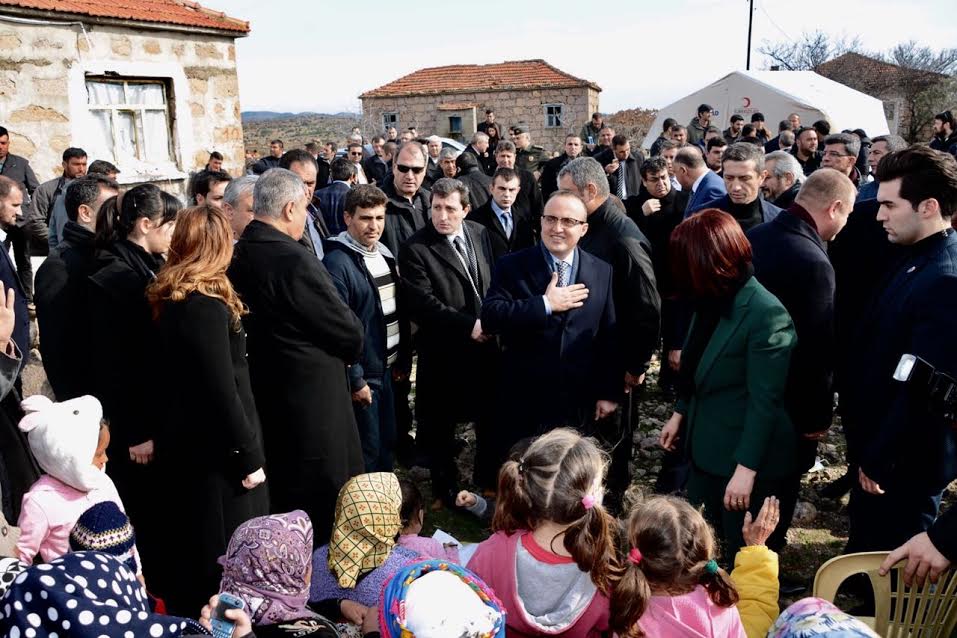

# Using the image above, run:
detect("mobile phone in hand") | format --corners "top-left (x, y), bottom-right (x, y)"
top-left (212, 593), bottom-right (245, 638)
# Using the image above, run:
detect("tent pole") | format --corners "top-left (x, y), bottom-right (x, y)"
top-left (746, 0), bottom-right (754, 70)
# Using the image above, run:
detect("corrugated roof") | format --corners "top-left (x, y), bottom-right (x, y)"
top-left (0, 0), bottom-right (248, 33)
top-left (361, 59), bottom-right (601, 99)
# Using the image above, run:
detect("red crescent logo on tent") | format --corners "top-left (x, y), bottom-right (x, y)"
top-left (742, 97), bottom-right (752, 108)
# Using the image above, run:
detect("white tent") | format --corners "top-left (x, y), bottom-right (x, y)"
top-left (642, 70), bottom-right (889, 149)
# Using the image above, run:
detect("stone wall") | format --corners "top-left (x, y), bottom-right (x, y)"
top-left (362, 87), bottom-right (601, 154)
top-left (0, 18), bottom-right (245, 195)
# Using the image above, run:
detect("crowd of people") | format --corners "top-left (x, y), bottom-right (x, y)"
top-left (0, 97), bottom-right (953, 637)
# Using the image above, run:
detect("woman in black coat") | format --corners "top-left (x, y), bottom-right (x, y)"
top-left (87, 184), bottom-right (178, 589)
top-left (147, 205), bottom-right (268, 615)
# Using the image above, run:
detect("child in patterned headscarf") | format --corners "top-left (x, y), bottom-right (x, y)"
top-left (218, 509), bottom-right (337, 635)
top-left (309, 473), bottom-right (422, 627)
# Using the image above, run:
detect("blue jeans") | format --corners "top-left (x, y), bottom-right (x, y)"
top-left (353, 373), bottom-right (397, 472)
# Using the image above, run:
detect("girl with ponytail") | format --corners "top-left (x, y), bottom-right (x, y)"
top-left (466, 428), bottom-right (619, 638)
top-left (610, 495), bottom-right (782, 638)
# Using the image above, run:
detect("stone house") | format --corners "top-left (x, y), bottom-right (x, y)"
top-left (816, 52), bottom-right (951, 142)
top-left (360, 59), bottom-right (601, 153)
top-left (0, 0), bottom-right (248, 195)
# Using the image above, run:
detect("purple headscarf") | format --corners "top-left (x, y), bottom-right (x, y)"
top-left (219, 510), bottom-right (319, 626)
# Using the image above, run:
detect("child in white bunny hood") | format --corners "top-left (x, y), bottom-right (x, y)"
top-left (15, 394), bottom-right (143, 577)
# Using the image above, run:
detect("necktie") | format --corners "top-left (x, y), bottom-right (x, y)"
top-left (616, 162), bottom-right (626, 199)
top-left (501, 210), bottom-right (512, 239)
top-left (556, 260), bottom-right (568, 287)
top-left (453, 235), bottom-right (479, 292)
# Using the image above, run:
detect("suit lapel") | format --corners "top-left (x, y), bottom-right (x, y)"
top-left (483, 206), bottom-right (509, 244)
top-left (694, 279), bottom-right (758, 386)
top-left (465, 223), bottom-right (491, 294)
top-left (429, 229), bottom-right (472, 289)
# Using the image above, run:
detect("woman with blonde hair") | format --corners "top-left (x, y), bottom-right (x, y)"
top-left (146, 204), bottom-right (268, 615)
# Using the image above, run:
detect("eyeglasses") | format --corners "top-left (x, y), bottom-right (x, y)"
top-left (542, 215), bottom-right (586, 229)
top-left (823, 150), bottom-right (854, 158)
top-left (396, 164), bottom-right (426, 174)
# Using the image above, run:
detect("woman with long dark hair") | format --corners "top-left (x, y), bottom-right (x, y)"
top-left (147, 204), bottom-right (268, 615)
top-left (87, 183), bottom-right (178, 587)
top-left (659, 209), bottom-right (797, 556)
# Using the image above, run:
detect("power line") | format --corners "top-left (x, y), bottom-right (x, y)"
top-left (758, 0), bottom-right (796, 43)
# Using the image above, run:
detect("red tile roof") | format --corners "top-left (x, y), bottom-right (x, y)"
top-left (0, 0), bottom-right (248, 33)
top-left (361, 59), bottom-right (601, 99)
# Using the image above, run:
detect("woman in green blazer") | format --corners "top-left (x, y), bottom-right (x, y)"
top-left (660, 209), bottom-right (797, 555)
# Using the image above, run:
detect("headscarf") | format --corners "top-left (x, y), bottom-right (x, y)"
top-left (0, 557), bottom-right (27, 598)
top-left (378, 560), bottom-right (506, 638)
top-left (218, 510), bottom-right (319, 626)
top-left (0, 551), bottom-right (207, 637)
top-left (768, 597), bottom-right (880, 637)
top-left (328, 472), bottom-right (402, 589)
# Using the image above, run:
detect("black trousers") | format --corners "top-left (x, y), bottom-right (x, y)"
top-left (6, 226), bottom-right (32, 300)
top-left (767, 437), bottom-right (819, 551)
top-left (846, 480), bottom-right (942, 553)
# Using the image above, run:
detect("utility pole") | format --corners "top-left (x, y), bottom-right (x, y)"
top-left (746, 0), bottom-right (754, 70)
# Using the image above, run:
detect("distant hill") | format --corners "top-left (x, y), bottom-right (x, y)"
top-left (242, 111), bottom-right (362, 153)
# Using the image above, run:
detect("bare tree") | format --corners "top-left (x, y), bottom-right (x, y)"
top-left (875, 42), bottom-right (957, 141)
top-left (759, 30), bottom-right (863, 70)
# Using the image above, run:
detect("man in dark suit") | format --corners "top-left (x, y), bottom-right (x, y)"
top-left (461, 132), bottom-right (493, 177)
top-left (381, 143), bottom-right (430, 257)
top-left (842, 146), bottom-right (957, 554)
top-left (596, 135), bottom-right (645, 203)
top-left (280, 150), bottom-right (329, 259)
top-left (363, 136), bottom-right (389, 185)
top-left (317, 142), bottom-right (335, 187)
top-left (494, 141), bottom-right (542, 235)
top-left (673, 146), bottom-right (726, 217)
top-left (748, 168), bottom-right (856, 590)
top-left (399, 178), bottom-right (499, 503)
top-left (0, 127), bottom-right (38, 301)
top-left (540, 134), bottom-right (584, 201)
top-left (0, 177), bottom-right (29, 359)
top-left (482, 191), bottom-right (619, 461)
top-left (629, 158), bottom-right (689, 392)
top-left (692, 142), bottom-right (783, 230)
top-left (228, 168), bottom-right (365, 542)
top-left (315, 158), bottom-right (356, 237)
top-left (469, 167), bottom-right (536, 264)
top-left (558, 157), bottom-right (661, 507)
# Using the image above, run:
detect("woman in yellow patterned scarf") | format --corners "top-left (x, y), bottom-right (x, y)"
top-left (308, 473), bottom-right (425, 629)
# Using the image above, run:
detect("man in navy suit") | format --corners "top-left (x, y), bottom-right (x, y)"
top-left (748, 169), bottom-right (856, 586)
top-left (0, 177), bottom-right (29, 359)
top-left (315, 158), bottom-right (357, 236)
top-left (482, 191), bottom-right (619, 464)
top-left (843, 146), bottom-right (957, 554)
top-left (674, 146), bottom-right (726, 217)
top-left (691, 142), bottom-right (782, 231)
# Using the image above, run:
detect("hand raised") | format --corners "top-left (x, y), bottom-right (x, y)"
top-left (545, 272), bottom-right (588, 312)
top-left (641, 199), bottom-right (662, 216)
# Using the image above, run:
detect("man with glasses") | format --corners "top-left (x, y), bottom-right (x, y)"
top-left (822, 133), bottom-right (863, 188)
top-left (482, 190), bottom-right (618, 458)
top-left (347, 143), bottom-right (370, 185)
top-left (558, 157), bottom-right (660, 510)
top-left (380, 143), bottom-right (430, 257)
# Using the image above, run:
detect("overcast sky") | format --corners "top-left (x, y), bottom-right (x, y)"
top-left (225, 0), bottom-right (957, 114)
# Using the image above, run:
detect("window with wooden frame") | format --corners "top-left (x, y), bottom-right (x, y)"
top-left (85, 77), bottom-right (175, 168)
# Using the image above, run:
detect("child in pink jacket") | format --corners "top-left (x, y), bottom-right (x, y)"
top-left (15, 395), bottom-right (141, 576)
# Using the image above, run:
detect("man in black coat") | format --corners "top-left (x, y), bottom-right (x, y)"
top-left (558, 157), bottom-right (661, 507)
top-left (747, 169), bottom-right (856, 565)
top-left (469, 167), bottom-right (537, 265)
top-left (228, 168), bottom-right (365, 541)
top-left (628, 158), bottom-right (688, 391)
top-left (0, 128), bottom-right (38, 300)
top-left (315, 158), bottom-right (357, 236)
top-left (399, 178), bottom-right (499, 503)
top-left (596, 135), bottom-right (646, 203)
top-left (380, 143), bottom-right (430, 257)
top-left (493, 141), bottom-right (542, 234)
top-left (762, 151), bottom-right (805, 210)
top-left (0, 177), bottom-right (30, 359)
top-left (540, 134), bottom-right (584, 201)
top-left (842, 146), bottom-right (957, 554)
top-left (482, 192), bottom-right (619, 459)
top-left (34, 175), bottom-right (118, 400)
